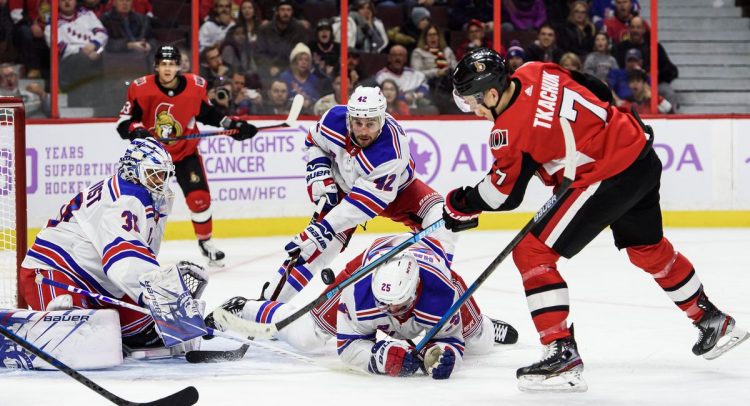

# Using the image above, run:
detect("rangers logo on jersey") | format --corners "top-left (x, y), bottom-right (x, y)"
top-left (489, 129), bottom-right (508, 150)
top-left (152, 103), bottom-right (183, 140)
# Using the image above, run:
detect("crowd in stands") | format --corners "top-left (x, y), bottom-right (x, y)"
top-left (0, 0), bottom-right (679, 118)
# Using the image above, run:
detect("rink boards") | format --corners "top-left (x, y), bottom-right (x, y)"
top-left (24, 117), bottom-right (750, 240)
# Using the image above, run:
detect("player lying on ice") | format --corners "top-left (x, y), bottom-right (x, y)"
top-left (261, 86), bottom-right (465, 304)
top-left (445, 47), bottom-right (749, 392)
top-left (2, 139), bottom-right (210, 369)
top-left (207, 234), bottom-right (518, 379)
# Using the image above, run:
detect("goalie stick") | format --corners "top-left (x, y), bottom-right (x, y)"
top-left (0, 325), bottom-right (198, 406)
top-left (36, 275), bottom-right (244, 347)
top-left (186, 198), bottom-right (327, 363)
top-left (160, 94), bottom-right (304, 142)
top-left (211, 218), bottom-right (446, 340)
top-left (414, 116), bottom-right (578, 354)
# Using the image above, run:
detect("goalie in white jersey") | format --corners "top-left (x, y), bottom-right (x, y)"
top-left (16, 138), bottom-right (208, 351)
top-left (262, 86), bottom-right (466, 303)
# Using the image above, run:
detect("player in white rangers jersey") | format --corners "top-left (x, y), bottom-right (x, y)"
top-left (17, 138), bottom-right (207, 349)
top-left (211, 234), bottom-right (518, 378)
top-left (261, 86), bottom-right (466, 303)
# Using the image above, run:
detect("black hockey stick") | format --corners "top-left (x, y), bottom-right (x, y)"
top-left (414, 116), bottom-right (579, 354)
top-left (213, 218), bottom-right (447, 339)
top-left (0, 324), bottom-right (199, 406)
top-left (160, 94), bottom-right (304, 142)
top-left (186, 198), bottom-right (327, 364)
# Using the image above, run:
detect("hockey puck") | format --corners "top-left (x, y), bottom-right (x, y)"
top-left (321, 268), bottom-right (335, 285)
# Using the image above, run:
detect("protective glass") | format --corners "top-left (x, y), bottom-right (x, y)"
top-left (453, 88), bottom-right (485, 113)
top-left (375, 296), bottom-right (415, 317)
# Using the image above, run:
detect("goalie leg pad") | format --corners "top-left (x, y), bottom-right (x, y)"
top-left (0, 309), bottom-right (122, 370)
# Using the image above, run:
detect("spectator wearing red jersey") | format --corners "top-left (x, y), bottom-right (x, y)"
top-left (603, 0), bottom-right (647, 44)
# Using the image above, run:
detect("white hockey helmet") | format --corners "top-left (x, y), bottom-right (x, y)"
top-left (371, 252), bottom-right (420, 316)
top-left (346, 86), bottom-right (387, 135)
top-left (118, 138), bottom-right (175, 197)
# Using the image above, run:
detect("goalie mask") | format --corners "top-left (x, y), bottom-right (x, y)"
top-left (118, 138), bottom-right (175, 198)
top-left (346, 86), bottom-right (387, 146)
top-left (371, 252), bottom-right (420, 317)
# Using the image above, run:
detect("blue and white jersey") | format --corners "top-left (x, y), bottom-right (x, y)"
top-left (335, 235), bottom-right (465, 372)
top-left (22, 175), bottom-right (171, 305)
top-left (305, 105), bottom-right (415, 234)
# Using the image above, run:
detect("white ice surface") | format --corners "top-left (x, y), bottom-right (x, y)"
top-left (3, 229), bottom-right (750, 405)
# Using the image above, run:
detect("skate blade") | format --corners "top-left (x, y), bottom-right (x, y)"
top-left (703, 325), bottom-right (750, 360)
top-left (518, 370), bottom-right (588, 393)
top-left (207, 258), bottom-right (226, 268)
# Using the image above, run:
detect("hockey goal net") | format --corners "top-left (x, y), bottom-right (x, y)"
top-left (0, 97), bottom-right (26, 309)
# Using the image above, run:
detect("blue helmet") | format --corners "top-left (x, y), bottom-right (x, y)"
top-left (118, 138), bottom-right (175, 197)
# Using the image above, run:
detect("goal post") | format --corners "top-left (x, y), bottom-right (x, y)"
top-left (0, 97), bottom-right (27, 309)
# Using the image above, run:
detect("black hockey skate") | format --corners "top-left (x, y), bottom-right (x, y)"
top-left (199, 239), bottom-right (226, 267)
top-left (203, 296), bottom-right (248, 340)
top-left (517, 328), bottom-right (587, 393)
top-left (692, 294), bottom-right (749, 360)
top-left (490, 318), bottom-right (519, 344)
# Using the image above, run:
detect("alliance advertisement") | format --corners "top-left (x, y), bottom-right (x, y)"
top-left (23, 118), bottom-right (749, 229)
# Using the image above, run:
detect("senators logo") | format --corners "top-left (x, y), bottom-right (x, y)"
top-left (489, 129), bottom-right (508, 150)
top-left (152, 103), bottom-right (183, 141)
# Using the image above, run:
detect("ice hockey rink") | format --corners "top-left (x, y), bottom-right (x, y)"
top-left (3, 228), bottom-right (749, 405)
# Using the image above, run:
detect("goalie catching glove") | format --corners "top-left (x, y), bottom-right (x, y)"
top-left (221, 116), bottom-right (258, 141)
top-left (368, 340), bottom-right (421, 377)
top-left (305, 158), bottom-right (339, 212)
top-left (284, 220), bottom-right (335, 264)
top-left (443, 186), bottom-right (481, 232)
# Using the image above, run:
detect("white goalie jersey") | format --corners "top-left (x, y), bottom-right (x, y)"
top-left (305, 105), bottom-right (416, 234)
top-left (22, 175), bottom-right (171, 304)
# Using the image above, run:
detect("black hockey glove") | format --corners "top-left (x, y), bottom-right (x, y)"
top-left (228, 119), bottom-right (258, 141)
top-left (128, 127), bottom-right (152, 141)
top-left (443, 186), bottom-right (481, 232)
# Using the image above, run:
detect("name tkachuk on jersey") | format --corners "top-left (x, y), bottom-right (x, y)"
top-left (305, 105), bottom-right (416, 234)
top-left (478, 62), bottom-right (648, 210)
top-left (22, 175), bottom-right (170, 307)
top-left (335, 235), bottom-right (465, 371)
top-left (119, 74), bottom-right (208, 161)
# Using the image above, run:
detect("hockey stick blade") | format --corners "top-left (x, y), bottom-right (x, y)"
top-left (129, 386), bottom-right (199, 406)
top-left (185, 345), bottom-right (250, 363)
top-left (213, 309), bottom-right (278, 339)
top-left (255, 94), bottom-right (304, 130)
top-left (0, 325), bottom-right (198, 406)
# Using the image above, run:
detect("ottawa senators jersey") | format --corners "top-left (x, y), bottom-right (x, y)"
top-left (473, 62), bottom-right (649, 210)
top-left (118, 74), bottom-right (219, 162)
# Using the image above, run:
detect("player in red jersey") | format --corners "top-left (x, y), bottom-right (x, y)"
top-left (117, 45), bottom-right (258, 266)
top-left (444, 48), bottom-right (748, 392)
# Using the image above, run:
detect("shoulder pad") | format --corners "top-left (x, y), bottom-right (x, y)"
top-left (188, 74), bottom-right (207, 88)
top-left (109, 176), bottom-right (153, 209)
top-left (357, 120), bottom-right (405, 170)
top-left (352, 275), bottom-right (382, 321)
top-left (133, 76), bottom-right (148, 86)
